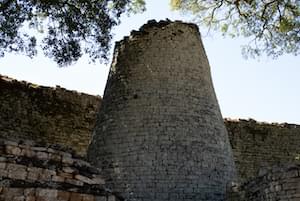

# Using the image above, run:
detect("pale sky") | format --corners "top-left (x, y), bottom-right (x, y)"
top-left (0, 1), bottom-right (299, 124)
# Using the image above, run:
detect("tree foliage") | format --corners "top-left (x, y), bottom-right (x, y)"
top-left (171, 0), bottom-right (300, 58)
top-left (1, 0), bottom-right (298, 65)
top-left (0, 0), bottom-right (144, 66)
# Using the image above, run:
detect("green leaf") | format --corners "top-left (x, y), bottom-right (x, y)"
top-left (221, 24), bottom-right (229, 33)
top-left (128, 0), bottom-right (146, 14)
top-left (279, 18), bottom-right (294, 33)
top-left (170, 0), bottom-right (182, 10)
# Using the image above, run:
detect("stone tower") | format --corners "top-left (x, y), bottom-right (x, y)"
top-left (88, 20), bottom-right (236, 201)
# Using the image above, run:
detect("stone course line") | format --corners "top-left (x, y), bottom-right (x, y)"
top-left (88, 19), bottom-right (237, 201)
top-left (0, 138), bottom-right (122, 201)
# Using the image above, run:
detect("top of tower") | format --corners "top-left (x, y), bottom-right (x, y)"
top-left (138, 19), bottom-right (199, 32)
top-left (116, 19), bottom-right (200, 46)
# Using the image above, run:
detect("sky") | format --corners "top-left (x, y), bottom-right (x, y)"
top-left (0, 1), bottom-right (299, 124)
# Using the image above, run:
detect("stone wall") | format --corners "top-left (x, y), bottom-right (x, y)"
top-left (1, 74), bottom-right (300, 185)
top-left (88, 20), bottom-right (236, 201)
top-left (0, 75), bottom-right (101, 156)
top-left (226, 164), bottom-right (300, 201)
top-left (0, 138), bottom-right (122, 201)
top-left (225, 119), bottom-right (300, 182)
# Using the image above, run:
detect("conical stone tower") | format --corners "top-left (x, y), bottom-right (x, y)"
top-left (88, 20), bottom-right (236, 201)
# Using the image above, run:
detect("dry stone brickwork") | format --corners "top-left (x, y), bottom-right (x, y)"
top-left (0, 75), bottom-right (101, 156)
top-left (1, 74), bottom-right (300, 192)
top-left (225, 119), bottom-right (300, 182)
top-left (1, 75), bottom-right (300, 183)
top-left (0, 188), bottom-right (118, 201)
top-left (226, 164), bottom-right (300, 201)
top-left (88, 20), bottom-right (236, 201)
top-left (0, 138), bottom-right (122, 201)
top-left (1, 23), bottom-right (300, 201)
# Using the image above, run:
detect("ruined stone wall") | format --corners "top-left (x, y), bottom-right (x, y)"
top-left (225, 119), bottom-right (300, 182)
top-left (226, 164), bottom-right (300, 201)
top-left (0, 138), bottom-right (122, 201)
top-left (1, 74), bottom-right (300, 185)
top-left (0, 75), bottom-right (101, 156)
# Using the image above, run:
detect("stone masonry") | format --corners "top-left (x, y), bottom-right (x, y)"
top-left (225, 119), bottom-right (300, 182)
top-left (87, 20), bottom-right (237, 201)
top-left (0, 75), bottom-right (101, 156)
top-left (226, 164), bottom-right (300, 201)
top-left (1, 75), bottom-right (300, 184)
top-left (1, 21), bottom-right (300, 201)
top-left (0, 137), bottom-right (122, 201)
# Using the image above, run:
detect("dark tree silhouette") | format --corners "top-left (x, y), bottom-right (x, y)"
top-left (0, 0), bottom-right (145, 66)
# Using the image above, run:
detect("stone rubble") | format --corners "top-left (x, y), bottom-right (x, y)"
top-left (0, 138), bottom-right (122, 201)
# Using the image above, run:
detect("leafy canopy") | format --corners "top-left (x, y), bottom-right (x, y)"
top-left (0, 0), bottom-right (145, 66)
top-left (1, 0), bottom-right (299, 66)
top-left (171, 0), bottom-right (300, 58)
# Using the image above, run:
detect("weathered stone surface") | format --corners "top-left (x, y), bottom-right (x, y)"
top-left (1, 19), bottom-right (300, 201)
top-left (225, 119), bottom-right (300, 182)
top-left (57, 191), bottom-right (70, 200)
top-left (226, 164), bottom-right (300, 201)
top-left (7, 164), bottom-right (27, 180)
top-left (1, 71), bottom-right (300, 184)
top-left (88, 20), bottom-right (237, 201)
top-left (82, 194), bottom-right (95, 201)
top-left (0, 188), bottom-right (118, 201)
top-left (75, 175), bottom-right (95, 184)
top-left (0, 75), bottom-right (101, 156)
top-left (0, 138), bottom-right (121, 201)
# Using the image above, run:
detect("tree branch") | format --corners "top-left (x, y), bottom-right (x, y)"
top-left (208, 0), bottom-right (224, 25)
top-left (261, 0), bottom-right (278, 20)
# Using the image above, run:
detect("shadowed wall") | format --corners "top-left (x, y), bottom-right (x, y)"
top-left (225, 119), bottom-right (300, 182)
top-left (1, 76), bottom-right (300, 186)
top-left (88, 20), bottom-right (236, 201)
top-left (0, 75), bottom-right (100, 156)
